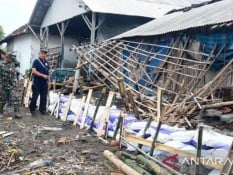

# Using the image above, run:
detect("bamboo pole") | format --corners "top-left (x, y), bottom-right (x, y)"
top-left (121, 137), bottom-right (183, 175)
top-left (136, 154), bottom-right (166, 175)
top-left (149, 121), bottom-right (162, 156)
top-left (202, 101), bottom-right (233, 109)
top-left (121, 157), bottom-right (152, 175)
top-left (80, 89), bottom-right (93, 129)
top-left (89, 88), bottom-right (106, 131)
top-left (195, 125), bottom-right (204, 175)
top-left (103, 150), bottom-right (141, 175)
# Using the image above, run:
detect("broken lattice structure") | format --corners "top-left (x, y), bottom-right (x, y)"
top-left (71, 38), bottom-right (233, 127)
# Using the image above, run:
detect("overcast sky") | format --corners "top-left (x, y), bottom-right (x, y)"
top-left (0, 0), bottom-right (37, 36)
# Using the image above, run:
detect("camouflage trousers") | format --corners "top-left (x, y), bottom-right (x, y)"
top-left (1, 85), bottom-right (20, 112)
top-left (0, 85), bottom-right (3, 113)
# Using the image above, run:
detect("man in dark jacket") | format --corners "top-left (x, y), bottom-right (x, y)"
top-left (29, 48), bottom-right (50, 116)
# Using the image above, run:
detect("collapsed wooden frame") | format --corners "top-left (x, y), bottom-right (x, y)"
top-left (71, 38), bottom-right (231, 125)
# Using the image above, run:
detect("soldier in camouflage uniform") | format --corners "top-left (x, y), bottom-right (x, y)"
top-left (1, 52), bottom-right (21, 118)
top-left (0, 49), bottom-right (5, 119)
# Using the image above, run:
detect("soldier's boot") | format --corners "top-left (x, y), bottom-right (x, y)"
top-left (14, 102), bottom-right (22, 119)
top-left (0, 102), bottom-right (4, 119)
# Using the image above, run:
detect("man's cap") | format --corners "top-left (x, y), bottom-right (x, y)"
top-left (40, 48), bottom-right (48, 53)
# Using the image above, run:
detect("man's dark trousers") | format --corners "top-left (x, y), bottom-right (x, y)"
top-left (29, 83), bottom-right (48, 112)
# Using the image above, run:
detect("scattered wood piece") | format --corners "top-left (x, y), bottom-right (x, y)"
top-left (110, 172), bottom-right (125, 175)
top-left (2, 132), bottom-right (14, 138)
top-left (0, 131), bottom-right (7, 135)
top-left (98, 136), bottom-right (109, 145)
top-left (57, 137), bottom-right (70, 146)
top-left (41, 127), bottom-right (63, 131)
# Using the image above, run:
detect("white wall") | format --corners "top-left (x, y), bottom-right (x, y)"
top-left (7, 34), bottom-right (40, 75)
top-left (42, 0), bottom-right (87, 28)
top-left (7, 33), bottom-right (78, 76)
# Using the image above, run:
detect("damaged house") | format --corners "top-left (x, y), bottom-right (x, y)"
top-left (71, 0), bottom-right (233, 127)
top-left (0, 0), bottom-right (186, 75)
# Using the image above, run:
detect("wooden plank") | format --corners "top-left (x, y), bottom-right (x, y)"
top-left (21, 78), bottom-right (28, 105)
top-left (97, 91), bottom-right (115, 137)
top-left (62, 93), bottom-right (73, 121)
top-left (24, 81), bottom-right (32, 107)
top-left (156, 88), bottom-right (162, 122)
top-left (125, 135), bottom-right (223, 170)
top-left (73, 96), bottom-right (86, 126)
top-left (80, 89), bottom-right (93, 129)
top-left (50, 92), bottom-right (61, 116)
top-left (126, 88), bottom-right (141, 120)
top-left (117, 78), bottom-right (130, 112)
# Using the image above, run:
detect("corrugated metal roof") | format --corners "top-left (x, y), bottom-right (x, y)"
top-left (138, 0), bottom-right (214, 7)
top-left (29, 0), bottom-right (53, 28)
top-left (82, 0), bottom-right (182, 18)
top-left (114, 0), bottom-right (233, 39)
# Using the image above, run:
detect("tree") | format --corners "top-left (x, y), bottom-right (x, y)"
top-left (0, 25), bottom-right (4, 40)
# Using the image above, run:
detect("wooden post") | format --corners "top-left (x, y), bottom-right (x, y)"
top-left (113, 112), bottom-right (123, 140)
top-left (89, 88), bottom-right (106, 131)
top-left (21, 78), bottom-right (28, 105)
top-left (118, 111), bottom-right (125, 150)
top-left (157, 87), bottom-right (162, 122)
top-left (50, 92), bottom-right (61, 116)
top-left (149, 121), bottom-right (162, 156)
top-left (195, 125), bottom-right (204, 175)
top-left (24, 81), bottom-right (32, 107)
top-left (80, 89), bottom-right (93, 129)
top-left (62, 93), bottom-right (73, 121)
top-left (138, 116), bottom-right (152, 149)
top-left (73, 96), bottom-right (86, 126)
top-left (97, 91), bottom-right (115, 137)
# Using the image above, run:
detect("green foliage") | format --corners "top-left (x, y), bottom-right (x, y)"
top-left (0, 25), bottom-right (4, 40)
top-left (25, 68), bottom-right (32, 78)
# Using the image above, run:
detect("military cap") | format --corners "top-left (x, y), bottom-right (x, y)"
top-left (6, 52), bottom-right (14, 58)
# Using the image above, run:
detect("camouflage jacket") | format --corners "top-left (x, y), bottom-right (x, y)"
top-left (1, 61), bottom-right (17, 88)
top-left (0, 59), bottom-right (4, 85)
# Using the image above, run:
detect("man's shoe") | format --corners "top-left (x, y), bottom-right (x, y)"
top-left (14, 112), bottom-right (22, 119)
top-left (0, 113), bottom-right (4, 120)
top-left (30, 110), bottom-right (36, 117)
top-left (40, 111), bottom-right (49, 115)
